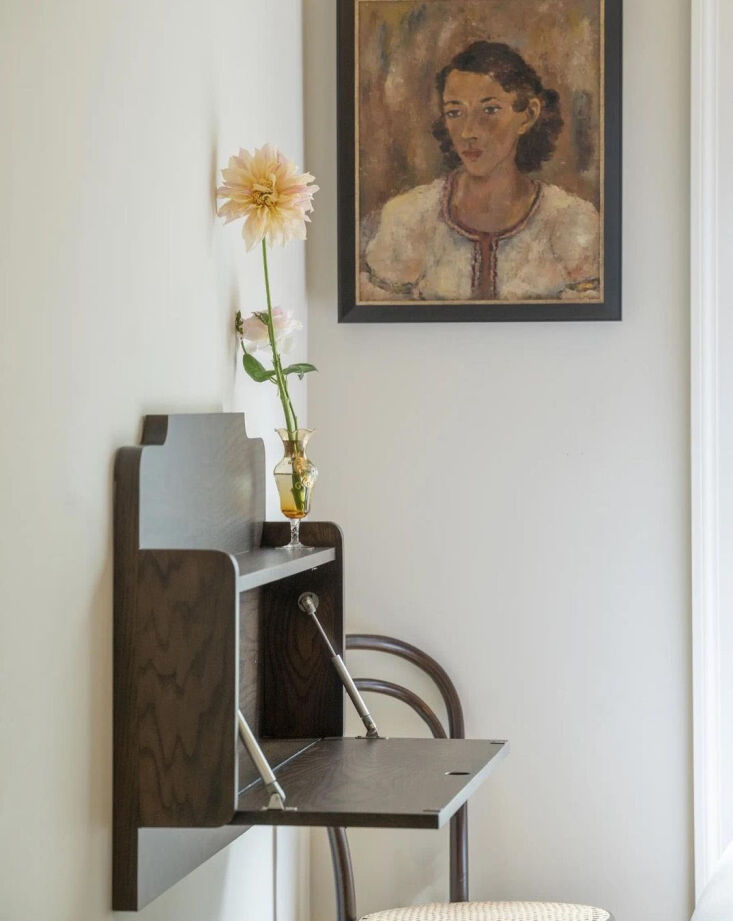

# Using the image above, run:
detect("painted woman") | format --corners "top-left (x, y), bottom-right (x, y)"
top-left (363, 41), bottom-right (600, 302)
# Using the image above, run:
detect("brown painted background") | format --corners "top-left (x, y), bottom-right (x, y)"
top-left (357, 0), bottom-right (602, 221)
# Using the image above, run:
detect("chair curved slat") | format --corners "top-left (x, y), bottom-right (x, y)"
top-left (354, 678), bottom-right (447, 739)
top-left (346, 635), bottom-right (465, 739)
top-left (346, 635), bottom-right (469, 904)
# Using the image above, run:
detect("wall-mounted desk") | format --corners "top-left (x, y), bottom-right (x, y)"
top-left (113, 413), bottom-right (507, 910)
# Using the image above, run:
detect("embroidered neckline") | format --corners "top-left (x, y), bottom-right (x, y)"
top-left (441, 170), bottom-right (542, 242)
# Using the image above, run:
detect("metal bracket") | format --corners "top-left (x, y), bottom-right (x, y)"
top-left (297, 592), bottom-right (381, 738)
top-left (237, 711), bottom-right (297, 811)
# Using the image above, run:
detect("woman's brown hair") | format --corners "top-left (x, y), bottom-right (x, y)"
top-left (432, 41), bottom-right (564, 173)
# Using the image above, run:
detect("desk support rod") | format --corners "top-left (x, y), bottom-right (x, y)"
top-left (237, 710), bottom-right (287, 810)
top-left (298, 592), bottom-right (380, 739)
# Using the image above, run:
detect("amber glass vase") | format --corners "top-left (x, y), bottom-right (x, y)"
top-left (274, 428), bottom-right (318, 549)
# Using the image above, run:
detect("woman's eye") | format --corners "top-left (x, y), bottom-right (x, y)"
top-left (483, 105), bottom-right (501, 115)
top-left (444, 109), bottom-right (462, 119)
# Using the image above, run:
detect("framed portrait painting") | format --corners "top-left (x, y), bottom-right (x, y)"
top-left (337, 0), bottom-right (622, 322)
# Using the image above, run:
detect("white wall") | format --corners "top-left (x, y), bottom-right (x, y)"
top-left (0, 1), bottom-right (310, 918)
top-left (305, 1), bottom-right (693, 920)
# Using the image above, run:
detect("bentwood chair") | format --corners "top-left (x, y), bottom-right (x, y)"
top-left (326, 635), bottom-right (613, 921)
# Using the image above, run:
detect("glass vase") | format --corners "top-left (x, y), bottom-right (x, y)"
top-left (273, 428), bottom-right (318, 549)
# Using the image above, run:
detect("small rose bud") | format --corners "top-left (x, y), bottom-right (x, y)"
top-left (237, 308), bottom-right (302, 354)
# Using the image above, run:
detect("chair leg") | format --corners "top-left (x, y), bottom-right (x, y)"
top-left (347, 635), bottom-right (471, 906)
top-left (327, 827), bottom-right (358, 921)
top-left (450, 804), bottom-right (468, 902)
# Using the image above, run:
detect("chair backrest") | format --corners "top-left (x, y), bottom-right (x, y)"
top-left (327, 635), bottom-right (468, 921)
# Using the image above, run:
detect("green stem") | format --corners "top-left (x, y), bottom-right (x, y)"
top-left (261, 239), bottom-right (297, 438)
top-left (261, 239), bottom-right (305, 514)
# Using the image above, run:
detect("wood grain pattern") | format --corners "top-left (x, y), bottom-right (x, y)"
top-left (260, 522), bottom-right (344, 739)
top-left (234, 738), bottom-right (508, 828)
top-left (238, 588), bottom-right (260, 731)
top-left (136, 549), bottom-right (238, 828)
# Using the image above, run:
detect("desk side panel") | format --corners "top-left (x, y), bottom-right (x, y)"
top-left (136, 549), bottom-right (238, 828)
top-left (113, 447), bottom-right (143, 909)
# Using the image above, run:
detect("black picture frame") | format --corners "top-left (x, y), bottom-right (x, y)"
top-left (337, 0), bottom-right (622, 323)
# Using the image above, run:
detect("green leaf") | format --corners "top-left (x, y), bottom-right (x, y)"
top-left (282, 362), bottom-right (318, 381)
top-left (242, 351), bottom-right (276, 383)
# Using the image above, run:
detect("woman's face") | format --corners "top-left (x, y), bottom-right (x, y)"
top-left (442, 70), bottom-right (540, 178)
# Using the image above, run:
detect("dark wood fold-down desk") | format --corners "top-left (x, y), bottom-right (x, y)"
top-left (236, 737), bottom-right (506, 828)
top-left (113, 413), bottom-right (507, 910)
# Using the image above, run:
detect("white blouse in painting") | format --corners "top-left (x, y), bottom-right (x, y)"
top-left (363, 172), bottom-right (600, 302)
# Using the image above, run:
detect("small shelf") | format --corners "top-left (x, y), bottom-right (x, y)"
top-left (233, 545), bottom-right (336, 592)
top-left (233, 738), bottom-right (508, 829)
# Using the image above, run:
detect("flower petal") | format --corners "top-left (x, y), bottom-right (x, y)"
top-left (218, 144), bottom-right (318, 249)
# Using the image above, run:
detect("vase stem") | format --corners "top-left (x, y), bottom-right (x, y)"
top-left (289, 519), bottom-right (302, 550)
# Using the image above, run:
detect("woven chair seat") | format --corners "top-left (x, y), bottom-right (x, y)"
top-left (359, 902), bottom-right (611, 921)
